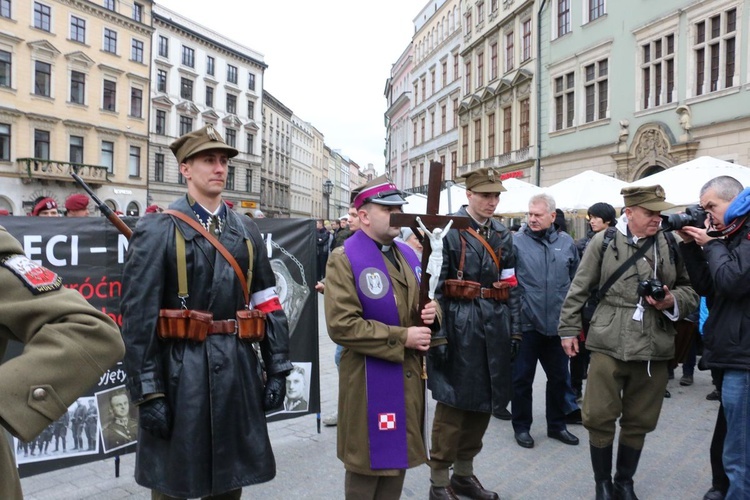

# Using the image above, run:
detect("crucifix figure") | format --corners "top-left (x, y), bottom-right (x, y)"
top-left (416, 217), bottom-right (453, 300)
top-left (390, 161), bottom-right (470, 322)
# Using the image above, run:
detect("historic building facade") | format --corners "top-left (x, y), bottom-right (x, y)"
top-left (0, 0), bottom-right (153, 215)
top-left (261, 90), bottom-right (291, 217)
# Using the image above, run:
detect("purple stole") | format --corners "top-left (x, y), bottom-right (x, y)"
top-left (344, 230), bottom-right (422, 470)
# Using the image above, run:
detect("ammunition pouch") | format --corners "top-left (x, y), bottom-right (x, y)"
top-left (157, 308), bottom-right (266, 342)
top-left (236, 309), bottom-right (266, 342)
top-left (443, 279), bottom-right (509, 301)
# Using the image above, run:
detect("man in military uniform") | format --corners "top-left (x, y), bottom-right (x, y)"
top-left (31, 197), bottom-right (59, 217)
top-left (559, 185), bottom-right (698, 500)
top-left (71, 399), bottom-right (87, 450)
top-left (102, 390), bottom-right (138, 451)
top-left (0, 226), bottom-right (124, 499)
top-left (52, 410), bottom-right (70, 452)
top-left (84, 399), bottom-right (98, 450)
top-left (427, 167), bottom-right (521, 500)
top-left (121, 125), bottom-right (293, 499)
top-left (324, 175), bottom-right (439, 499)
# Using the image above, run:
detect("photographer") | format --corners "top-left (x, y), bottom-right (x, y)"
top-left (677, 175), bottom-right (750, 499)
top-left (558, 185), bottom-right (698, 500)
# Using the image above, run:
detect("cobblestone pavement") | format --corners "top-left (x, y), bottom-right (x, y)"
top-left (21, 298), bottom-right (715, 499)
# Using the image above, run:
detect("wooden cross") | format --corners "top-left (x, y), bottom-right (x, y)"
top-left (390, 161), bottom-right (470, 323)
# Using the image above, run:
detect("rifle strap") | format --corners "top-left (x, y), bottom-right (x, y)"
top-left (165, 210), bottom-right (250, 307)
top-left (464, 228), bottom-right (501, 272)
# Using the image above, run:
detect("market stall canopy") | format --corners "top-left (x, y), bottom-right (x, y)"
top-left (495, 178), bottom-right (544, 215)
top-left (402, 193), bottom-right (427, 214)
top-left (627, 156), bottom-right (750, 207)
top-left (543, 170), bottom-right (629, 211)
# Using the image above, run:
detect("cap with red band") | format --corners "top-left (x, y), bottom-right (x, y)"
top-left (352, 175), bottom-right (407, 210)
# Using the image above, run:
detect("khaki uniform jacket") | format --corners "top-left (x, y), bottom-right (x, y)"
top-left (559, 226), bottom-right (698, 361)
top-left (324, 240), bottom-right (440, 476)
top-left (0, 227), bottom-right (124, 499)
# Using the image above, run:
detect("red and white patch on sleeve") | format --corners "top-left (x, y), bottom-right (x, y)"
top-left (1, 254), bottom-right (62, 294)
top-left (378, 413), bottom-right (397, 431)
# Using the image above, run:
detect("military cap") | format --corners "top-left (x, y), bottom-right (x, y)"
top-left (620, 184), bottom-right (674, 211)
top-left (144, 204), bottom-right (162, 214)
top-left (169, 125), bottom-right (238, 164)
top-left (0, 209), bottom-right (9, 216)
top-left (458, 167), bottom-right (507, 193)
top-left (352, 175), bottom-right (407, 210)
top-left (32, 197), bottom-right (57, 216)
top-left (65, 193), bottom-right (89, 211)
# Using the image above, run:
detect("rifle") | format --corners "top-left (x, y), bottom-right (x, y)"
top-left (70, 172), bottom-right (133, 239)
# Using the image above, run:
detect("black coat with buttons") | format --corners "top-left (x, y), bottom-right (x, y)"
top-left (121, 196), bottom-right (292, 497)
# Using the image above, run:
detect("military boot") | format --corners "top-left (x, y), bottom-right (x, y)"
top-left (613, 444), bottom-right (642, 500)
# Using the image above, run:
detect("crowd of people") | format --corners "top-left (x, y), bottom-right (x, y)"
top-left (2, 123), bottom-right (749, 500)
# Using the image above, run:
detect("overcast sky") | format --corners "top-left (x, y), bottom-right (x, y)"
top-left (156, 0), bottom-right (425, 173)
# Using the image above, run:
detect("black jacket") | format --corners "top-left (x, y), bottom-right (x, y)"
top-left (121, 196), bottom-right (292, 497)
top-left (680, 218), bottom-right (750, 370)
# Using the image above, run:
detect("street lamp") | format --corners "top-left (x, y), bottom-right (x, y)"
top-left (323, 179), bottom-right (333, 220)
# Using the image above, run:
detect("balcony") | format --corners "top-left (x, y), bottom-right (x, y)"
top-left (456, 147), bottom-right (534, 176)
top-left (17, 158), bottom-right (110, 186)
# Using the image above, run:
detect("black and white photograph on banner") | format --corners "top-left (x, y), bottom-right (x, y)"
top-left (14, 397), bottom-right (100, 464)
top-left (96, 385), bottom-right (138, 453)
top-left (266, 362), bottom-right (312, 415)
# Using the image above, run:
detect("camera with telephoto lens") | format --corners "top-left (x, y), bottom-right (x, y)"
top-left (637, 279), bottom-right (666, 301)
top-left (660, 204), bottom-right (708, 231)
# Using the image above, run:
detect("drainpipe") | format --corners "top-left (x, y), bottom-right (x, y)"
top-left (535, 0), bottom-right (548, 186)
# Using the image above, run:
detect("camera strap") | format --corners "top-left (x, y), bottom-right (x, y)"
top-left (596, 235), bottom-right (655, 301)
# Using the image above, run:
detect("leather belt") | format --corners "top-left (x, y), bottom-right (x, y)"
top-left (209, 319), bottom-right (237, 334)
top-left (479, 287), bottom-right (505, 300)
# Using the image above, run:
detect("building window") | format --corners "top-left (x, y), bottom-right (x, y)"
top-left (464, 61), bottom-right (471, 93)
top-left (205, 86), bottom-right (214, 107)
top-left (641, 34), bottom-right (674, 109)
top-left (180, 77), bottom-right (193, 100)
top-left (421, 77), bottom-right (426, 102)
top-left (132, 2), bottom-right (142, 22)
top-left (520, 99), bottom-right (530, 148)
top-left (431, 70), bottom-right (436, 94)
top-left (157, 36), bottom-right (168, 57)
top-left (1, 0), bottom-right (10, 19)
top-left (34, 2), bottom-right (51, 32)
top-left (557, 0), bottom-right (571, 37)
top-left (477, 2), bottom-right (484, 24)
top-left (461, 125), bottom-right (468, 164)
top-left (131, 39), bottom-right (144, 63)
top-left (103, 79), bottom-right (116, 111)
top-left (490, 42), bottom-right (498, 80)
top-left (554, 72), bottom-right (575, 130)
top-left (248, 73), bottom-right (256, 91)
top-left (69, 135), bottom-right (83, 164)
top-left (130, 87), bottom-right (143, 117)
top-left (206, 56), bottom-right (215, 76)
top-left (0, 50), bottom-right (11, 88)
top-left (178, 170), bottom-right (185, 184)
top-left (247, 100), bottom-right (254, 119)
top-left (413, 81), bottom-right (419, 102)
top-left (34, 61), bottom-right (51, 97)
top-left (442, 60), bottom-right (447, 88)
top-left (225, 128), bottom-right (236, 148)
top-left (491, 0), bottom-right (498, 13)
top-left (0, 123), bottom-right (9, 161)
top-left (430, 111), bottom-right (435, 139)
top-left (421, 116), bottom-right (425, 143)
top-left (584, 59), bottom-right (608, 123)
top-left (154, 152), bottom-right (164, 182)
top-left (473, 119), bottom-right (481, 160)
top-left (465, 12), bottom-right (472, 36)
top-left (588, 0), bottom-right (605, 22)
top-left (487, 112), bottom-right (495, 157)
top-left (226, 166), bottom-right (235, 190)
top-left (129, 146), bottom-right (140, 177)
top-left (104, 28), bottom-right (117, 54)
top-left (179, 115), bottom-right (192, 135)
top-left (103, 0), bottom-right (115, 11)
top-left (453, 53), bottom-right (460, 82)
top-left (226, 94), bottom-right (237, 114)
top-left (34, 129), bottom-right (50, 159)
top-left (245, 168), bottom-right (253, 191)
top-left (477, 52), bottom-right (484, 88)
top-left (182, 46), bottom-right (194, 68)
top-left (70, 16), bottom-right (86, 43)
top-left (155, 109), bottom-right (166, 135)
top-left (246, 133), bottom-right (254, 154)
top-left (70, 70), bottom-right (85, 104)
top-left (522, 19), bottom-right (532, 62)
top-left (694, 8), bottom-right (737, 96)
top-left (156, 69), bottom-right (167, 92)
top-left (503, 107), bottom-right (512, 152)
top-left (101, 140), bottom-right (114, 173)
top-left (505, 32), bottom-right (515, 72)
top-left (413, 120), bottom-right (417, 146)
top-left (441, 104), bottom-right (447, 133)
top-left (453, 98), bottom-right (459, 129)
top-left (227, 64), bottom-right (238, 84)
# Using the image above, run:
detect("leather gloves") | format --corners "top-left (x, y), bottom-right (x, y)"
top-left (139, 397), bottom-right (172, 439)
top-left (263, 374), bottom-right (287, 411)
top-left (430, 343), bottom-right (449, 371)
top-left (510, 338), bottom-right (521, 362)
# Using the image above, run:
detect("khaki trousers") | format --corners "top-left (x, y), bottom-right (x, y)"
top-left (429, 402), bottom-right (491, 484)
top-left (583, 352), bottom-right (668, 449)
top-left (344, 470), bottom-right (406, 500)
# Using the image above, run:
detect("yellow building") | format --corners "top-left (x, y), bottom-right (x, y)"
top-left (0, 0), bottom-right (153, 215)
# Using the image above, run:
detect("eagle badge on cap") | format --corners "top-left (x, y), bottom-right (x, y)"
top-left (654, 186), bottom-right (665, 198)
top-left (487, 168), bottom-right (496, 182)
top-left (206, 124), bottom-right (219, 141)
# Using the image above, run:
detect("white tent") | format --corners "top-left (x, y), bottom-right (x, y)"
top-left (402, 193), bottom-right (427, 214)
top-left (439, 184), bottom-right (469, 214)
top-left (543, 170), bottom-right (629, 211)
top-left (627, 156), bottom-right (750, 206)
top-left (495, 178), bottom-right (544, 215)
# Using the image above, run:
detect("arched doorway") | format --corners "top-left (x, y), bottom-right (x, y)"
top-left (637, 164), bottom-right (666, 180)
